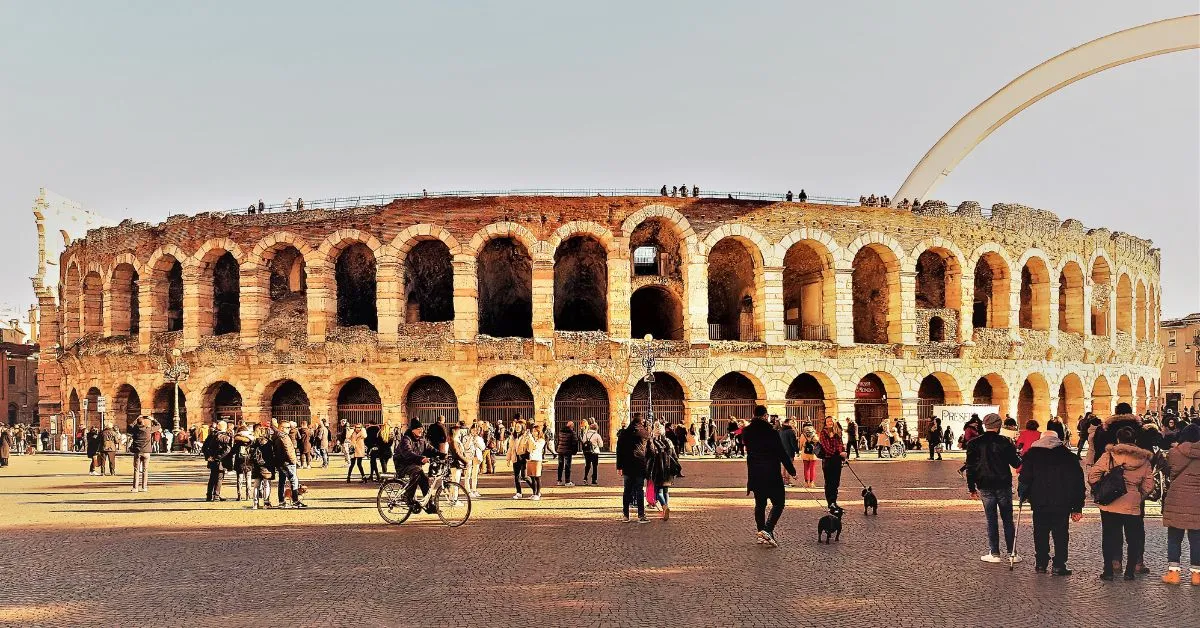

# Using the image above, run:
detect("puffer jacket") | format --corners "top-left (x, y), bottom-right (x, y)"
top-left (1087, 443), bottom-right (1155, 515)
top-left (1162, 441), bottom-right (1200, 530)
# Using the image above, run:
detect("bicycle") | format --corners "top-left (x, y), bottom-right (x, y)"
top-left (376, 458), bottom-right (472, 527)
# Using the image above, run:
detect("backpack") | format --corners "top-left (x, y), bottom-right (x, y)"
top-left (803, 439), bottom-right (815, 455)
top-left (581, 431), bottom-right (595, 454)
top-left (1090, 455), bottom-right (1128, 506)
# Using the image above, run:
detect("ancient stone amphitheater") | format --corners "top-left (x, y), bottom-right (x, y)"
top-left (38, 195), bottom-right (1162, 447)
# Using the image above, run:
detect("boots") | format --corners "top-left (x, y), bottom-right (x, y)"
top-left (1193, 570), bottom-right (1200, 586)
top-left (1162, 569), bottom-right (1181, 585)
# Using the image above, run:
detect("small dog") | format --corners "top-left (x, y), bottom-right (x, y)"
top-left (862, 486), bottom-right (878, 515)
top-left (817, 504), bottom-right (845, 543)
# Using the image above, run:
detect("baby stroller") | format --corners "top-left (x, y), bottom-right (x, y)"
top-left (714, 435), bottom-right (737, 458)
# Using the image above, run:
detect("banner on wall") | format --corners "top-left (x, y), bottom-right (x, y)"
top-left (932, 405), bottom-right (998, 446)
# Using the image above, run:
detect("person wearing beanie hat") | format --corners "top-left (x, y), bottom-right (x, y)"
top-left (1018, 431), bottom-right (1085, 575)
top-left (1161, 423), bottom-right (1200, 585)
top-left (395, 418), bottom-right (438, 512)
top-left (965, 412), bottom-right (1022, 563)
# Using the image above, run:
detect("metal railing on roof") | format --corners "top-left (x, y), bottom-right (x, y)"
top-left (229, 188), bottom-right (859, 215)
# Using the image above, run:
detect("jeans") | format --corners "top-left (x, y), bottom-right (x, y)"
top-left (131, 453), bottom-right (149, 490)
top-left (255, 477), bottom-right (272, 504)
top-left (465, 460), bottom-right (480, 492)
top-left (1031, 508), bottom-right (1070, 568)
top-left (979, 487), bottom-right (1015, 555)
top-left (583, 453), bottom-right (599, 484)
top-left (277, 464), bottom-right (299, 504)
top-left (753, 485), bottom-right (785, 534)
top-left (512, 458), bottom-right (528, 494)
top-left (622, 473), bottom-right (645, 519)
top-left (206, 466), bottom-right (225, 500)
top-left (346, 457), bottom-right (365, 481)
top-left (1100, 510), bottom-right (1144, 574)
top-left (235, 471), bottom-right (251, 499)
top-left (822, 457), bottom-right (843, 506)
top-left (1166, 527), bottom-right (1199, 567)
top-left (317, 447), bottom-right (329, 467)
top-left (847, 435), bottom-right (859, 458)
top-left (101, 451), bottom-right (116, 475)
top-left (557, 454), bottom-right (573, 483)
top-left (656, 485), bottom-right (669, 507)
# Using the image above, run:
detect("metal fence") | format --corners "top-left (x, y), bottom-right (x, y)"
top-left (554, 400), bottom-right (611, 451)
top-left (854, 401), bottom-right (889, 436)
top-left (222, 188), bottom-right (860, 216)
top-left (478, 402), bottom-right (536, 427)
top-left (629, 399), bottom-right (686, 427)
top-left (709, 400), bottom-right (757, 422)
top-left (271, 404), bottom-right (311, 425)
top-left (213, 405), bottom-right (243, 424)
top-left (337, 403), bottom-right (383, 425)
top-left (708, 324), bottom-right (758, 342)
top-left (784, 399), bottom-right (826, 425)
top-left (406, 403), bottom-right (461, 427)
top-left (786, 324), bottom-right (830, 341)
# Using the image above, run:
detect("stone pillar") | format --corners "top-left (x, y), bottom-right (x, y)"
top-left (685, 259), bottom-right (708, 343)
top-left (686, 399), bottom-right (709, 431)
top-left (240, 403), bottom-right (266, 427)
top-left (306, 266), bottom-right (330, 344)
top-left (240, 264), bottom-right (263, 347)
top-left (376, 259), bottom-right (400, 346)
top-left (101, 286), bottom-right (114, 338)
top-left (900, 396), bottom-right (919, 425)
top-left (836, 397), bottom-right (857, 432)
top-left (137, 279), bottom-right (153, 352)
top-left (607, 253), bottom-right (631, 339)
top-left (1047, 277), bottom-right (1060, 350)
top-left (833, 268), bottom-right (855, 345)
top-left (452, 255), bottom-right (478, 341)
top-left (762, 265), bottom-right (785, 344)
top-left (959, 280), bottom-right (974, 343)
top-left (531, 258), bottom-right (554, 341)
top-left (181, 266), bottom-right (202, 349)
top-left (898, 270), bottom-right (917, 345)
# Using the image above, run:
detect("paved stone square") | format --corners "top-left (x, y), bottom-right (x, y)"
top-left (0, 452), bottom-right (1191, 627)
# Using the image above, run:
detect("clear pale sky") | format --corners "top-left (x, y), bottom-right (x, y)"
top-left (2, 1), bottom-right (1197, 317)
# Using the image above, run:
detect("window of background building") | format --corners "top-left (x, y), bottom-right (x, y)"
top-left (1168, 330), bottom-right (1176, 346)
top-left (1169, 352), bottom-right (1177, 364)
top-left (1170, 371), bottom-right (1178, 384)
top-left (7, 366), bottom-right (13, 385)
top-left (633, 246), bottom-right (660, 276)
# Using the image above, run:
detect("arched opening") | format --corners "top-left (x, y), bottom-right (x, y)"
top-left (1017, 375), bottom-right (1050, 429)
top-left (82, 271), bottom-right (103, 335)
top-left (553, 236), bottom-right (608, 332)
top-left (335, 243), bottom-right (378, 330)
top-left (854, 373), bottom-right (901, 435)
top-left (1116, 375), bottom-right (1133, 408)
top-left (68, 389), bottom-right (81, 428)
top-left (337, 377), bottom-right (382, 425)
top-left (917, 373), bottom-right (964, 435)
top-left (972, 252), bottom-right (1011, 329)
top-left (1091, 376), bottom-right (1113, 418)
top-left (1135, 280), bottom-right (1148, 341)
top-left (972, 373), bottom-right (1010, 417)
top-left (707, 238), bottom-right (761, 341)
top-left (1019, 258), bottom-right (1051, 330)
top-left (477, 238), bottom-right (532, 338)
top-left (269, 380), bottom-right (311, 425)
top-left (1058, 262), bottom-right (1085, 335)
top-left (113, 384), bottom-right (141, 428)
top-left (784, 373), bottom-right (831, 424)
top-left (1136, 377), bottom-right (1148, 414)
top-left (206, 382), bottom-right (243, 424)
top-left (928, 316), bottom-right (946, 342)
top-left (261, 244), bottom-right (308, 339)
top-left (149, 256), bottom-right (184, 334)
top-left (1057, 374), bottom-right (1085, 423)
top-left (852, 245), bottom-right (900, 344)
top-left (62, 265), bottom-right (81, 343)
top-left (1090, 258), bottom-right (1111, 336)
top-left (709, 372), bottom-right (759, 422)
top-left (629, 218), bottom-right (682, 280)
top-left (478, 374), bottom-right (535, 426)
top-left (405, 375), bottom-right (460, 425)
top-left (782, 240), bottom-right (834, 341)
top-left (110, 264), bottom-right (139, 337)
top-left (212, 252), bottom-right (241, 335)
top-left (403, 240), bottom-right (454, 324)
top-left (630, 372), bottom-right (686, 427)
top-left (152, 385), bottom-right (186, 431)
top-left (629, 286), bottom-right (683, 340)
top-left (1115, 274), bottom-right (1132, 335)
top-left (554, 374), bottom-right (610, 446)
top-left (85, 387), bottom-right (102, 429)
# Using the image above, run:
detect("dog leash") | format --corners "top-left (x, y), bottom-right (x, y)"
top-left (843, 459), bottom-right (868, 489)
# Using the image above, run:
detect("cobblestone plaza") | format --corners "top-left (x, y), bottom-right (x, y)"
top-left (0, 453), bottom-right (1191, 627)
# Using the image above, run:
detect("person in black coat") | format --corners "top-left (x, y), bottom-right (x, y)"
top-left (1018, 432), bottom-right (1085, 575)
top-left (201, 421), bottom-right (233, 501)
top-left (615, 413), bottom-right (651, 522)
top-left (927, 419), bottom-right (943, 461)
top-left (85, 427), bottom-right (102, 475)
top-left (742, 405), bottom-right (797, 546)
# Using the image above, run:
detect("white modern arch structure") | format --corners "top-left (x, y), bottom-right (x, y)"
top-left (893, 14), bottom-right (1200, 205)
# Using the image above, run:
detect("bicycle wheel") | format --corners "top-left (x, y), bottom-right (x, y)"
top-left (435, 481), bottom-right (472, 527)
top-left (377, 477), bottom-right (413, 525)
top-left (890, 443), bottom-right (904, 458)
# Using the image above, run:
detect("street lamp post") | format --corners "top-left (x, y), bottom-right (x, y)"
top-left (639, 334), bottom-right (663, 423)
top-left (163, 348), bottom-right (190, 431)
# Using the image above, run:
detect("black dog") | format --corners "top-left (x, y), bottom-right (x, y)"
top-left (817, 504), bottom-right (845, 543)
top-left (862, 486), bottom-right (878, 515)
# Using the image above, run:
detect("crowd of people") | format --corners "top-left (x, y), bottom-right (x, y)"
top-left (246, 197), bottom-right (305, 215)
top-left (660, 184), bottom-right (700, 198)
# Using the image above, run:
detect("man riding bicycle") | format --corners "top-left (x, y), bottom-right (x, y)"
top-left (395, 418), bottom-right (440, 512)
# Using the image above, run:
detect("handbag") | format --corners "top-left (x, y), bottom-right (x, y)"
top-left (1090, 455), bottom-right (1128, 506)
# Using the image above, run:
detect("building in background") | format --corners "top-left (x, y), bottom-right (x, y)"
top-left (0, 319), bottom-right (39, 425)
top-left (1160, 313), bottom-right (1200, 414)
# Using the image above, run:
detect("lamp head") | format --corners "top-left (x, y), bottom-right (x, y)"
top-left (643, 334), bottom-right (653, 342)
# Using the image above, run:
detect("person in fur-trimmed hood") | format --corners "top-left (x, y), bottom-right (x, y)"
top-left (1087, 426), bottom-right (1155, 581)
top-left (1086, 403), bottom-right (1146, 465)
top-left (1161, 424), bottom-right (1200, 586)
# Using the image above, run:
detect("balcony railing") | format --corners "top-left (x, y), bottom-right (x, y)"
top-left (786, 324), bottom-right (830, 341)
top-left (708, 324), bottom-right (759, 342)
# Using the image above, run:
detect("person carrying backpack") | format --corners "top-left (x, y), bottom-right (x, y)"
top-left (201, 421), bottom-right (233, 501)
top-left (965, 413), bottom-right (1023, 563)
top-left (581, 418), bottom-right (603, 485)
top-left (1087, 426), bottom-right (1155, 580)
top-left (250, 425), bottom-right (278, 509)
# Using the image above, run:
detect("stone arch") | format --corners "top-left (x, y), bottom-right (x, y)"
top-left (1091, 375), bottom-right (1113, 418)
top-left (266, 379), bottom-right (312, 425)
top-left (322, 235), bottom-right (379, 331)
top-left (81, 269), bottom-right (104, 335)
top-left (701, 361), bottom-right (769, 401)
top-left (1089, 253), bottom-right (1113, 336)
top-left (1058, 259), bottom-right (1085, 335)
top-left (913, 243), bottom-right (965, 309)
top-left (1135, 279), bottom-right (1148, 342)
top-left (970, 245), bottom-right (1013, 330)
top-left (62, 261), bottom-right (82, 343)
top-left (972, 372), bottom-right (1011, 417)
top-left (112, 383), bottom-right (142, 428)
top-left (477, 236), bottom-right (533, 338)
top-left (194, 242), bottom-right (243, 336)
top-left (781, 233), bottom-right (837, 341)
top-left (403, 375), bottom-right (460, 425)
top-left (1017, 373), bottom-right (1051, 428)
top-left (706, 235), bottom-right (765, 341)
top-left (203, 381), bottom-right (244, 424)
top-left (628, 214), bottom-right (690, 281)
top-left (145, 245), bottom-right (187, 334)
top-left (1018, 254), bottom-right (1052, 331)
top-left (846, 234), bottom-right (904, 344)
top-left (478, 374), bottom-right (537, 426)
top-left (553, 234), bottom-right (609, 332)
top-left (151, 383), bottom-right (186, 431)
top-left (1116, 374), bottom-right (1133, 408)
top-left (917, 371), bottom-right (965, 431)
top-left (1057, 373), bottom-right (1086, 423)
top-left (335, 377), bottom-right (383, 425)
top-left (1115, 273), bottom-right (1133, 335)
top-left (630, 285), bottom-right (684, 341)
top-left (709, 371), bottom-right (762, 422)
top-left (853, 371), bottom-right (903, 434)
top-left (893, 15), bottom-right (1200, 202)
top-left (702, 224), bottom-right (779, 266)
top-left (1136, 376), bottom-right (1148, 414)
top-left (784, 371), bottom-right (839, 424)
top-left (547, 221), bottom-right (615, 253)
top-left (109, 257), bottom-right (140, 337)
top-left (553, 373), bottom-right (612, 442)
top-left (620, 204), bottom-right (694, 243)
top-left (629, 371), bottom-right (687, 429)
top-left (391, 225), bottom-right (459, 326)
top-left (253, 234), bottom-right (312, 334)
top-left (464, 222), bottom-right (543, 259)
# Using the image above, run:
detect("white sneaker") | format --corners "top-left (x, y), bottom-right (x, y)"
top-left (470, 491), bottom-right (481, 498)
top-left (565, 482), bottom-right (575, 488)
top-left (531, 495), bottom-right (541, 501)
top-left (981, 553), bottom-right (1003, 563)
top-left (1008, 554), bottom-right (1023, 564)
top-left (756, 531), bottom-right (767, 545)
top-left (512, 493), bottom-right (523, 499)
top-left (763, 531), bottom-right (779, 548)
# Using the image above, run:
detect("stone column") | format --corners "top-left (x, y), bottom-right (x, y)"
top-left (900, 396), bottom-right (919, 425)
top-left (376, 258), bottom-right (400, 346)
top-left (607, 252), bottom-right (631, 339)
top-left (833, 268), bottom-right (855, 345)
top-left (959, 279), bottom-right (974, 343)
top-left (306, 265), bottom-right (330, 344)
top-left (452, 255), bottom-right (478, 341)
top-left (137, 280), bottom-right (153, 352)
top-left (1047, 277), bottom-right (1060, 353)
top-left (762, 265), bottom-right (785, 344)
top-left (531, 258), bottom-right (554, 341)
top-left (240, 264), bottom-right (263, 347)
top-left (181, 266), bottom-right (202, 349)
top-left (898, 270), bottom-right (917, 345)
top-left (685, 259), bottom-right (708, 343)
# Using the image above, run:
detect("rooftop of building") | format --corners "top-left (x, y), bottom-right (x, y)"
top-left (1162, 313), bottom-right (1200, 327)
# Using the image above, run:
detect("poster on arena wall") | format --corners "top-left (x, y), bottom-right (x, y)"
top-left (932, 405), bottom-right (998, 449)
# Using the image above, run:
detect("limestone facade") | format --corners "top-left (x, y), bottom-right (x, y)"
top-left (38, 196), bottom-right (1162, 446)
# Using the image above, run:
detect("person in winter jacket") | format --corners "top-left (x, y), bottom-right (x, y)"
top-left (778, 419), bottom-right (799, 486)
top-left (556, 421), bottom-right (579, 487)
top-left (1087, 403), bottom-right (1144, 465)
top-left (647, 423), bottom-right (681, 520)
top-left (615, 413), bottom-right (651, 523)
top-left (0, 426), bottom-right (12, 467)
top-left (1087, 426), bottom-right (1155, 580)
top-left (927, 419), bottom-right (943, 461)
top-left (1018, 432), bottom-right (1085, 575)
top-left (297, 421), bottom-right (314, 470)
top-left (231, 426), bottom-right (254, 501)
top-left (742, 405), bottom-right (797, 547)
top-left (1015, 420), bottom-right (1042, 458)
top-left (819, 416), bottom-right (847, 508)
top-left (85, 427), bottom-right (102, 475)
top-left (396, 418), bottom-right (439, 510)
top-left (346, 424), bottom-right (368, 483)
top-left (128, 416), bottom-right (153, 492)
top-left (1160, 423), bottom-right (1200, 585)
top-left (273, 422), bottom-right (305, 508)
top-left (965, 413), bottom-right (1023, 563)
top-left (797, 426), bottom-right (819, 488)
top-left (98, 423), bottom-right (120, 476)
top-left (202, 421), bottom-right (233, 501)
top-left (250, 426), bottom-right (277, 509)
